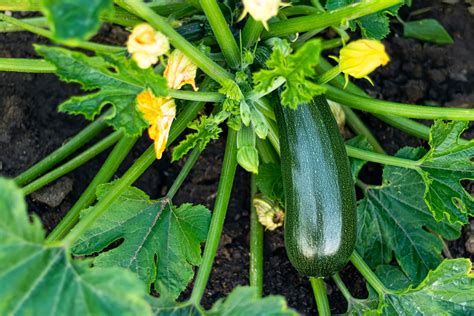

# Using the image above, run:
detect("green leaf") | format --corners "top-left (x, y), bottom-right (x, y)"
top-left (150, 286), bottom-right (296, 315)
top-left (0, 178), bottom-right (152, 315)
top-left (326, 0), bottom-right (401, 39)
top-left (418, 120), bottom-right (474, 224)
top-left (172, 114), bottom-right (224, 161)
top-left (72, 183), bottom-right (211, 299)
top-left (403, 19), bottom-right (454, 45)
top-left (255, 162), bottom-right (284, 204)
top-left (357, 147), bottom-right (461, 284)
top-left (35, 45), bottom-right (167, 136)
top-left (343, 288), bottom-right (379, 315)
top-left (381, 259), bottom-right (474, 315)
top-left (375, 265), bottom-right (412, 291)
top-left (347, 135), bottom-right (373, 181)
top-left (41, 0), bottom-right (112, 42)
top-left (253, 39), bottom-right (325, 109)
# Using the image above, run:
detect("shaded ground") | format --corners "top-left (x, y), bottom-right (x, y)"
top-left (0, 1), bottom-right (472, 314)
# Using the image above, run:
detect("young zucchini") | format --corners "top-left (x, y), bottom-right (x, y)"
top-left (276, 96), bottom-right (356, 278)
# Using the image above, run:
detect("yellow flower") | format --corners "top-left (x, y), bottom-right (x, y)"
top-left (136, 90), bottom-right (176, 159)
top-left (127, 23), bottom-right (169, 69)
top-left (253, 195), bottom-right (285, 231)
top-left (164, 49), bottom-right (198, 91)
top-left (338, 39), bottom-right (390, 86)
top-left (240, 0), bottom-right (289, 30)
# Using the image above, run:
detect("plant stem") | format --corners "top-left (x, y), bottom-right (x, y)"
top-left (264, 0), bottom-right (402, 38)
top-left (0, 0), bottom-right (41, 11)
top-left (200, 0), bottom-right (240, 69)
top-left (242, 17), bottom-right (264, 48)
top-left (317, 66), bottom-right (341, 85)
top-left (60, 93), bottom-right (206, 246)
top-left (14, 116), bottom-right (108, 186)
top-left (249, 173), bottom-right (263, 297)
top-left (256, 138), bottom-right (279, 164)
top-left (325, 85), bottom-right (474, 120)
top-left (345, 145), bottom-right (419, 169)
top-left (116, 0), bottom-right (233, 84)
top-left (0, 58), bottom-right (55, 73)
top-left (168, 89), bottom-right (224, 102)
top-left (190, 129), bottom-right (238, 305)
top-left (332, 273), bottom-right (352, 302)
top-left (0, 14), bottom-right (123, 54)
top-left (0, 17), bottom-right (47, 32)
top-left (22, 131), bottom-right (123, 195)
top-left (46, 136), bottom-right (138, 242)
top-left (350, 251), bottom-right (390, 295)
top-left (310, 277), bottom-right (331, 316)
top-left (166, 147), bottom-right (202, 200)
top-left (342, 107), bottom-right (386, 154)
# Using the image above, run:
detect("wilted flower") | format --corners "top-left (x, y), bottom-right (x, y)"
top-left (241, 0), bottom-right (289, 30)
top-left (136, 90), bottom-right (176, 159)
top-left (337, 39), bottom-right (390, 87)
top-left (253, 194), bottom-right (285, 231)
top-left (164, 49), bottom-right (198, 91)
top-left (127, 23), bottom-right (169, 69)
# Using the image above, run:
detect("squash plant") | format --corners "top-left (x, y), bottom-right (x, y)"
top-left (0, 0), bottom-right (473, 315)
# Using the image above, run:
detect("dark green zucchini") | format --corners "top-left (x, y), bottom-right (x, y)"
top-left (276, 95), bottom-right (356, 278)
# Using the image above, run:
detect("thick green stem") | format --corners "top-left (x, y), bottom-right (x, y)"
top-left (325, 85), bottom-right (474, 120)
top-left (166, 147), bottom-right (202, 200)
top-left (22, 131), bottom-right (123, 195)
top-left (345, 145), bottom-right (419, 169)
top-left (46, 136), bottom-right (138, 242)
top-left (190, 129), bottom-right (238, 304)
top-left (242, 17), bottom-right (264, 48)
top-left (61, 99), bottom-right (205, 246)
top-left (342, 107), bottom-right (385, 154)
top-left (116, 0), bottom-right (233, 84)
top-left (310, 277), bottom-right (331, 316)
top-left (317, 66), bottom-right (341, 85)
top-left (15, 116), bottom-right (108, 186)
top-left (332, 273), bottom-right (353, 302)
top-left (168, 89), bottom-right (224, 102)
top-left (0, 14), bottom-right (123, 53)
top-left (350, 252), bottom-right (390, 295)
top-left (264, 0), bottom-right (402, 38)
top-left (200, 0), bottom-right (240, 69)
top-left (0, 58), bottom-right (55, 73)
top-left (249, 174), bottom-right (263, 297)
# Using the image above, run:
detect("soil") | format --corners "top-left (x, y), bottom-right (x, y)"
top-left (0, 1), bottom-right (472, 314)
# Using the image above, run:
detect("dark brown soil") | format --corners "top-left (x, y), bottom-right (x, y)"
top-left (0, 1), bottom-right (472, 314)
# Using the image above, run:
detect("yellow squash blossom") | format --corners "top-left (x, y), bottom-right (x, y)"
top-left (164, 49), bottom-right (198, 91)
top-left (136, 90), bottom-right (176, 159)
top-left (240, 0), bottom-right (289, 30)
top-left (338, 39), bottom-right (390, 87)
top-left (127, 23), bottom-right (169, 69)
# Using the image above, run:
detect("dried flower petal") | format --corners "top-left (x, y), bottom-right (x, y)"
top-left (127, 23), bottom-right (169, 69)
top-left (253, 194), bottom-right (285, 231)
top-left (164, 49), bottom-right (198, 90)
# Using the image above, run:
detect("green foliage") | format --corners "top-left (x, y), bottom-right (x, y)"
top-left (379, 259), bottom-right (474, 315)
top-left (326, 0), bottom-right (401, 39)
top-left (255, 163), bottom-right (284, 204)
top-left (253, 39), bottom-right (325, 109)
top-left (35, 45), bottom-right (167, 136)
top-left (0, 178), bottom-right (152, 315)
top-left (357, 147), bottom-right (461, 284)
top-left (41, 0), bottom-right (112, 42)
top-left (418, 120), bottom-right (474, 224)
top-left (403, 19), bottom-right (454, 45)
top-left (343, 288), bottom-right (379, 315)
top-left (72, 183), bottom-right (211, 299)
top-left (172, 114), bottom-right (225, 161)
top-left (152, 286), bottom-right (297, 315)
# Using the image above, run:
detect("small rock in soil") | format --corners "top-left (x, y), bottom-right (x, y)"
top-left (31, 177), bottom-right (74, 208)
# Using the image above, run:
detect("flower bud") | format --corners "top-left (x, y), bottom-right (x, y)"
top-left (241, 0), bottom-right (289, 30)
top-left (136, 90), bottom-right (176, 159)
top-left (127, 23), bottom-right (170, 69)
top-left (253, 194), bottom-right (285, 231)
top-left (338, 39), bottom-right (389, 85)
top-left (164, 49), bottom-right (198, 90)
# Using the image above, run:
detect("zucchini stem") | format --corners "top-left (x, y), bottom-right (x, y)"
top-left (332, 273), bottom-right (353, 303)
top-left (350, 252), bottom-right (391, 295)
top-left (242, 17), bottom-right (264, 48)
top-left (46, 136), bottom-right (138, 242)
top-left (345, 145), bottom-right (420, 169)
top-left (190, 129), bottom-right (239, 305)
top-left (166, 147), bottom-right (203, 200)
top-left (14, 114), bottom-right (108, 186)
top-left (310, 277), bottom-right (331, 316)
top-left (21, 131), bottom-right (123, 195)
top-left (249, 174), bottom-right (264, 297)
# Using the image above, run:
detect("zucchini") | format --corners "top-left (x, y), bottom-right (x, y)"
top-left (276, 95), bottom-right (356, 277)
